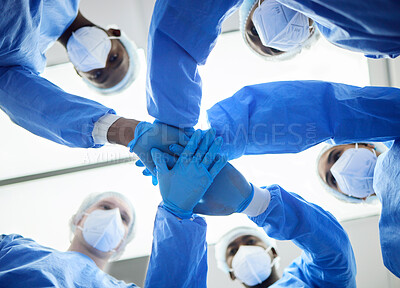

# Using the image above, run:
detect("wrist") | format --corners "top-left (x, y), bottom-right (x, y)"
top-left (162, 203), bottom-right (193, 220)
top-left (242, 184), bottom-right (271, 217)
top-left (107, 118), bottom-right (140, 146)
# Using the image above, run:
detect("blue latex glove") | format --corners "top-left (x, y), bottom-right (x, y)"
top-left (128, 121), bottom-right (191, 177)
top-left (169, 144), bottom-right (254, 216)
top-left (135, 160), bottom-right (158, 186)
top-left (151, 129), bottom-right (227, 219)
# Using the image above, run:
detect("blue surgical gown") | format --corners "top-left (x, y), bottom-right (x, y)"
top-left (0, 234), bottom-right (137, 288)
top-left (373, 139), bottom-right (400, 278)
top-left (146, 0), bottom-right (400, 127)
top-left (207, 81), bottom-right (400, 159)
top-left (0, 0), bottom-right (114, 148)
top-left (0, 206), bottom-right (207, 288)
top-left (159, 186), bottom-right (355, 287)
top-left (251, 185), bottom-right (356, 287)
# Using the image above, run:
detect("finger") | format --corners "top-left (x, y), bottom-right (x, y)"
top-left (177, 127), bottom-right (194, 146)
top-left (163, 153), bottom-right (178, 169)
top-left (194, 129), bottom-right (216, 162)
top-left (202, 136), bottom-right (223, 169)
top-left (152, 175), bottom-right (158, 186)
top-left (169, 144), bottom-right (185, 156)
top-left (145, 161), bottom-right (157, 177)
top-left (178, 129), bottom-right (202, 162)
top-left (142, 168), bottom-right (152, 176)
top-left (151, 148), bottom-right (168, 173)
top-left (209, 155), bottom-right (228, 179)
top-left (135, 160), bottom-right (145, 167)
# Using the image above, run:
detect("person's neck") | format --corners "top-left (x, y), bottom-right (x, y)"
top-left (68, 237), bottom-right (110, 270)
top-left (58, 11), bottom-right (96, 47)
top-left (244, 268), bottom-right (280, 288)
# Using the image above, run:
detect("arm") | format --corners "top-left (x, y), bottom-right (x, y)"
top-left (373, 140), bottom-right (400, 278)
top-left (248, 185), bottom-right (356, 288)
top-left (145, 130), bottom-right (228, 287)
top-left (0, 66), bottom-right (115, 148)
top-left (144, 206), bottom-right (208, 288)
top-left (207, 80), bottom-right (400, 159)
top-left (278, 0), bottom-right (400, 58)
top-left (146, 0), bottom-right (243, 127)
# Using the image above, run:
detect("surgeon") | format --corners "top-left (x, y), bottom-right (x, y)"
top-left (154, 80), bottom-right (400, 277)
top-left (317, 142), bottom-right (386, 203)
top-left (0, 0), bottom-right (194, 179)
top-left (240, 0), bottom-right (319, 60)
top-left (316, 141), bottom-right (400, 278)
top-left (215, 222), bottom-right (355, 288)
top-left (146, 0), bottom-right (400, 128)
top-left (203, 81), bottom-right (400, 277)
top-left (0, 167), bottom-right (221, 288)
top-left (152, 130), bottom-right (356, 287)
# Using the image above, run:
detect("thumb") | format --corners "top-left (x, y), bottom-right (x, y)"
top-left (151, 148), bottom-right (168, 174)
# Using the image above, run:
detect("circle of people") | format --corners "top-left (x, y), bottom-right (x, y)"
top-left (0, 0), bottom-right (399, 287)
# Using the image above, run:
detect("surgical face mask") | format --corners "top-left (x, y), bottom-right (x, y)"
top-left (231, 245), bottom-right (279, 286)
top-left (79, 208), bottom-right (125, 252)
top-left (67, 26), bottom-right (116, 72)
top-left (330, 144), bottom-right (377, 199)
top-left (252, 0), bottom-right (310, 51)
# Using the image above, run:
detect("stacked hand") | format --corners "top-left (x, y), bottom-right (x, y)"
top-left (128, 121), bottom-right (193, 185)
top-left (169, 145), bottom-right (254, 216)
top-left (151, 129), bottom-right (227, 219)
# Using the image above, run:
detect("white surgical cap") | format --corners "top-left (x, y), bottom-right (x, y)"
top-left (316, 142), bottom-right (386, 204)
top-left (239, 0), bottom-right (319, 61)
top-left (215, 226), bottom-right (277, 273)
top-left (69, 191), bottom-right (136, 260)
top-left (82, 27), bottom-right (141, 95)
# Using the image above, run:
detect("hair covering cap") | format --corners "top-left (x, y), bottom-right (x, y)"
top-left (82, 27), bottom-right (141, 95)
top-left (69, 191), bottom-right (136, 260)
top-left (215, 226), bottom-right (276, 273)
top-left (239, 0), bottom-right (319, 61)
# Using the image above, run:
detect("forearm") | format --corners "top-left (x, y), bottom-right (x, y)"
top-left (147, 0), bottom-right (242, 127)
top-left (106, 117), bottom-right (139, 146)
top-left (208, 80), bottom-right (400, 159)
top-left (0, 67), bottom-right (114, 148)
top-left (145, 206), bottom-right (207, 288)
top-left (249, 185), bottom-right (356, 285)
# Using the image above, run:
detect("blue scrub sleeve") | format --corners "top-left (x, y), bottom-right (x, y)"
top-left (373, 140), bottom-right (400, 278)
top-left (144, 206), bottom-right (208, 288)
top-left (146, 0), bottom-right (243, 127)
top-left (207, 80), bottom-right (400, 159)
top-left (0, 67), bottom-right (115, 148)
top-left (250, 185), bottom-right (356, 288)
top-left (277, 0), bottom-right (400, 58)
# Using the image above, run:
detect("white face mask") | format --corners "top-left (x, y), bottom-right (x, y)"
top-left (252, 0), bottom-right (310, 51)
top-left (231, 245), bottom-right (278, 286)
top-left (330, 144), bottom-right (377, 199)
top-left (67, 26), bottom-right (116, 72)
top-left (79, 208), bottom-right (125, 252)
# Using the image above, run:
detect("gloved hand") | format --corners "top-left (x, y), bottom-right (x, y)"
top-left (128, 121), bottom-right (192, 177)
top-left (135, 160), bottom-right (158, 186)
top-left (169, 145), bottom-right (254, 216)
top-left (151, 129), bottom-right (227, 219)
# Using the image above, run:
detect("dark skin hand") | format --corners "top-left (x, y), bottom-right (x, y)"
top-left (244, 0), bottom-right (314, 57)
top-left (226, 235), bottom-right (280, 287)
top-left (107, 118), bottom-right (139, 146)
top-left (317, 143), bottom-right (381, 199)
top-left (58, 11), bottom-right (129, 89)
